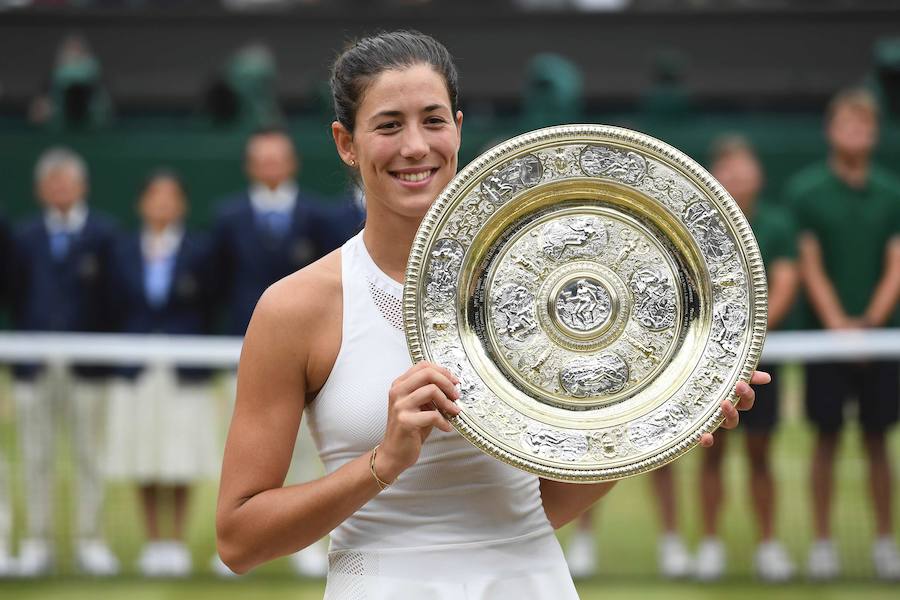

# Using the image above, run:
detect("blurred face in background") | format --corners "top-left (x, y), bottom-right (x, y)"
top-left (37, 163), bottom-right (86, 214)
top-left (245, 133), bottom-right (298, 190)
top-left (139, 176), bottom-right (186, 232)
top-left (827, 103), bottom-right (878, 162)
top-left (711, 148), bottom-right (763, 215)
top-left (337, 63), bottom-right (462, 221)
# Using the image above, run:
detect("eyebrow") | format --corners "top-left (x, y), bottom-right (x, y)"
top-left (369, 104), bottom-right (449, 122)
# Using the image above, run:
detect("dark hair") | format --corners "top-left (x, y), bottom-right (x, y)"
top-left (330, 30), bottom-right (459, 133)
top-left (139, 167), bottom-right (188, 201)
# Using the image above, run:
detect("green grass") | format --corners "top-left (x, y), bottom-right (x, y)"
top-left (1, 364), bottom-right (899, 596)
top-left (1, 578), bottom-right (900, 600)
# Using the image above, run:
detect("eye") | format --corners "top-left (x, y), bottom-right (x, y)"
top-left (425, 116), bottom-right (448, 126)
top-left (376, 121), bottom-right (401, 131)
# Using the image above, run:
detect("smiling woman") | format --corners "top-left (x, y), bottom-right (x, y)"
top-left (214, 30), bottom-right (763, 599)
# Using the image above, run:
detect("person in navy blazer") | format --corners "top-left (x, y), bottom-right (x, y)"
top-left (106, 170), bottom-right (218, 577)
top-left (211, 127), bottom-right (344, 337)
top-left (9, 147), bottom-right (119, 576)
top-left (208, 127), bottom-right (338, 578)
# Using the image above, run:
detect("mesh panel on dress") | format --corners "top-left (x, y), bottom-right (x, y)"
top-left (367, 278), bottom-right (404, 331)
top-left (324, 550), bottom-right (378, 600)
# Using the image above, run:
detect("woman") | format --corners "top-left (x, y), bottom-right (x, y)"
top-left (107, 171), bottom-right (218, 577)
top-left (216, 31), bottom-right (766, 597)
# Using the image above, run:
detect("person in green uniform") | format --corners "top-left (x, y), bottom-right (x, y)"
top-left (786, 88), bottom-right (900, 581)
top-left (692, 135), bottom-right (799, 582)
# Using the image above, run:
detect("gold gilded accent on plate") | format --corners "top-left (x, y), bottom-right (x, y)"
top-left (404, 125), bottom-right (767, 483)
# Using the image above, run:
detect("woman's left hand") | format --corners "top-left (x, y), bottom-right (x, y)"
top-left (699, 370), bottom-right (771, 448)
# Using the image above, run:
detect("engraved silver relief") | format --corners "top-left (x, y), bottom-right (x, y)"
top-left (492, 283), bottom-right (538, 344)
top-left (480, 154), bottom-right (543, 205)
top-left (541, 216), bottom-right (606, 260)
top-left (711, 301), bottom-right (748, 359)
top-left (559, 353), bottom-right (630, 397)
top-left (629, 267), bottom-right (677, 330)
top-left (555, 278), bottom-right (612, 332)
top-left (522, 426), bottom-right (589, 462)
top-left (683, 201), bottom-right (735, 262)
top-left (579, 145), bottom-right (647, 185)
top-left (425, 238), bottom-right (464, 303)
top-left (627, 403), bottom-right (690, 450)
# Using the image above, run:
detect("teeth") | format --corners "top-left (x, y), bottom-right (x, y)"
top-left (396, 170), bottom-right (431, 183)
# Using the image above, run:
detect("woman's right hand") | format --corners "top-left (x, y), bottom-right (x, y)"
top-left (375, 361), bottom-right (461, 483)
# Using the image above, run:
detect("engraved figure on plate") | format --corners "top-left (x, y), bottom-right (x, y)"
top-left (556, 279), bottom-right (612, 331)
top-left (629, 267), bottom-right (677, 330)
top-left (480, 154), bottom-right (543, 205)
top-left (579, 145), bottom-right (647, 185)
top-left (683, 201), bottom-right (735, 262)
top-left (426, 238), bottom-right (465, 303)
top-left (559, 353), bottom-right (629, 397)
top-left (541, 216), bottom-right (606, 260)
top-left (522, 426), bottom-right (588, 462)
top-left (493, 283), bottom-right (539, 345)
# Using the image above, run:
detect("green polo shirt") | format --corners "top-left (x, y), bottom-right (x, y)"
top-left (749, 201), bottom-right (798, 330)
top-left (785, 162), bottom-right (900, 329)
top-left (751, 202), bottom-right (797, 271)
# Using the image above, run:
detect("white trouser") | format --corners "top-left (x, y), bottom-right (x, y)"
top-left (0, 449), bottom-right (10, 547)
top-left (14, 365), bottom-right (108, 541)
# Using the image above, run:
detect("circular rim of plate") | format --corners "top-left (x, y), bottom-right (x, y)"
top-left (403, 124), bottom-right (767, 482)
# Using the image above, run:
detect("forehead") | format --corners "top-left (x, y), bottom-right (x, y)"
top-left (248, 134), bottom-right (294, 156)
top-left (831, 103), bottom-right (877, 125)
top-left (359, 64), bottom-right (450, 116)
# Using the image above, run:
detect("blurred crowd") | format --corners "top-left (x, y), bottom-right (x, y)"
top-left (566, 87), bottom-right (900, 583)
top-left (0, 28), bottom-right (899, 585)
top-left (0, 127), bottom-right (362, 579)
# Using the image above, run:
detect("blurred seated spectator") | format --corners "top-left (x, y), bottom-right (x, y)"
top-left (521, 53), bottom-right (583, 130)
top-left (205, 42), bottom-right (283, 129)
top-left (28, 34), bottom-right (112, 130)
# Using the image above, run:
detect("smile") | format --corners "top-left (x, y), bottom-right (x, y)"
top-left (390, 168), bottom-right (437, 184)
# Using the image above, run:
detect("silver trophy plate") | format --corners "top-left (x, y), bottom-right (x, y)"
top-left (403, 125), bottom-right (767, 482)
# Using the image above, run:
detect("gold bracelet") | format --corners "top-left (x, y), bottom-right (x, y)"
top-left (369, 444), bottom-right (391, 491)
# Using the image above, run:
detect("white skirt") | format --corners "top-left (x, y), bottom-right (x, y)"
top-left (106, 365), bottom-right (219, 483)
top-left (324, 530), bottom-right (580, 600)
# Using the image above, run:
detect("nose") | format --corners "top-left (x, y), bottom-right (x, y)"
top-left (400, 124), bottom-right (429, 161)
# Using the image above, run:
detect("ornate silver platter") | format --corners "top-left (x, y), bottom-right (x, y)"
top-left (403, 125), bottom-right (767, 482)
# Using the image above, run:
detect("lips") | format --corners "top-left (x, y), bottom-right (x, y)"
top-left (390, 168), bottom-right (437, 184)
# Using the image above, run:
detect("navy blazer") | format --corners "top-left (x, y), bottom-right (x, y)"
top-left (10, 210), bottom-right (118, 380)
top-left (111, 230), bottom-right (214, 382)
top-left (0, 213), bottom-right (11, 313)
top-left (211, 189), bottom-right (343, 335)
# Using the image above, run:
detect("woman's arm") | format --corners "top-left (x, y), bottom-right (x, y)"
top-left (767, 258), bottom-right (799, 330)
top-left (215, 270), bottom-right (380, 573)
top-left (798, 233), bottom-right (851, 329)
top-left (863, 236), bottom-right (900, 327)
top-left (215, 259), bottom-right (461, 574)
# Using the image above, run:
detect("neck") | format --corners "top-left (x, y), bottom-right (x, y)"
top-left (829, 152), bottom-right (870, 189)
top-left (147, 223), bottom-right (173, 235)
top-left (362, 208), bottom-right (421, 284)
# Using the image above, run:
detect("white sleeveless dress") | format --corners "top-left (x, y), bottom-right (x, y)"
top-left (305, 232), bottom-right (579, 600)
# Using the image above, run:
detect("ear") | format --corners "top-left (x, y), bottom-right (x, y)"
top-left (332, 121), bottom-right (356, 167)
top-left (454, 110), bottom-right (464, 147)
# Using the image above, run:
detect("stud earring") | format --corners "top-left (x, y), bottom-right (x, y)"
top-left (349, 159), bottom-right (356, 166)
